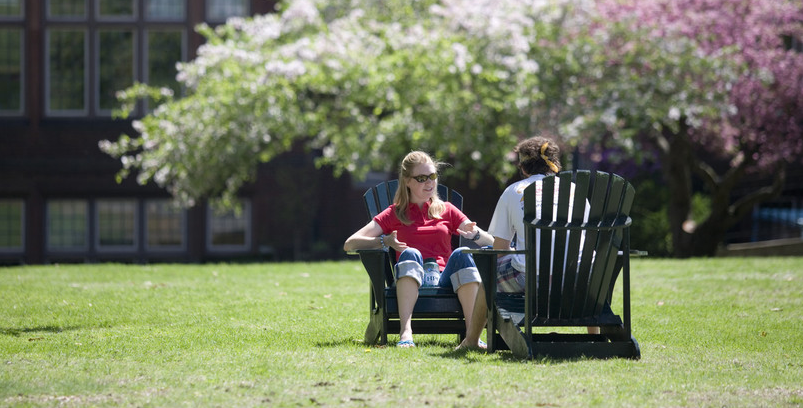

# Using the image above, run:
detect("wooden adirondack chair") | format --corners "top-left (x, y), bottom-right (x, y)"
top-left (355, 180), bottom-right (474, 345)
top-left (467, 170), bottom-right (641, 359)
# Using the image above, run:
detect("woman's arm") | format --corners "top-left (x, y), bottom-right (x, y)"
top-left (457, 220), bottom-right (495, 247)
top-left (343, 220), bottom-right (385, 252)
top-left (343, 221), bottom-right (409, 252)
top-left (492, 237), bottom-right (512, 250)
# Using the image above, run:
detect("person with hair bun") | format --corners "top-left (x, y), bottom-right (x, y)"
top-left (486, 136), bottom-right (563, 294)
top-left (344, 151), bottom-right (494, 348)
top-left (457, 135), bottom-right (593, 350)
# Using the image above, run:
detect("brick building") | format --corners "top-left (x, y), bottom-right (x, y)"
top-left (0, 0), bottom-right (377, 265)
top-left (2, 1), bottom-right (800, 264)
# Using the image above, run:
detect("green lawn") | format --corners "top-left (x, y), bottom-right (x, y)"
top-left (1, 258), bottom-right (802, 407)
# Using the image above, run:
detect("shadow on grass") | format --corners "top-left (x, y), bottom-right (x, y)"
top-left (438, 347), bottom-right (607, 364)
top-left (437, 347), bottom-right (526, 362)
top-left (315, 338), bottom-right (369, 348)
top-left (315, 337), bottom-right (462, 349)
top-left (315, 336), bottom-right (603, 364)
top-left (0, 325), bottom-right (81, 337)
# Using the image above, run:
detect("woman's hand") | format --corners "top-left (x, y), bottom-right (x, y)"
top-left (386, 230), bottom-right (408, 251)
top-left (457, 220), bottom-right (494, 246)
top-left (457, 221), bottom-right (479, 240)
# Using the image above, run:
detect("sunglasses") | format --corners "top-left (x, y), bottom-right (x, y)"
top-left (411, 173), bottom-right (438, 183)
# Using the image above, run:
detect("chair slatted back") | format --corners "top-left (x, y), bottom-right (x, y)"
top-left (522, 170), bottom-right (634, 323)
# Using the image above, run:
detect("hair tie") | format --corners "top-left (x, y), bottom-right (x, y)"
top-left (540, 143), bottom-right (559, 173)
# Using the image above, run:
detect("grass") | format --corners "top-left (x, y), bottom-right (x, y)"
top-left (1, 258), bottom-right (802, 407)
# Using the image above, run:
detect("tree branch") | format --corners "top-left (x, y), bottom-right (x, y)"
top-left (728, 163), bottom-right (786, 228)
top-left (691, 160), bottom-right (719, 192)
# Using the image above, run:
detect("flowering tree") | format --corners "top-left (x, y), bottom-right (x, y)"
top-left (100, 0), bottom-right (797, 256)
top-left (590, 0), bottom-right (803, 257)
top-left (102, 0), bottom-right (566, 207)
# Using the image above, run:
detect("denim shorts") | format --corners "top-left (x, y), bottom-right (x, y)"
top-left (395, 247), bottom-right (481, 292)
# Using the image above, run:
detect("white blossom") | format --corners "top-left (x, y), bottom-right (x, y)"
top-left (280, 0), bottom-right (322, 33)
top-left (668, 107), bottom-right (681, 121)
top-left (264, 60), bottom-right (307, 79)
top-left (452, 43), bottom-right (469, 72)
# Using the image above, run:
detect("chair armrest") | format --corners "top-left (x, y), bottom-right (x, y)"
top-left (617, 250), bottom-right (648, 257)
top-left (346, 248), bottom-right (386, 256)
top-left (463, 249), bottom-right (527, 255)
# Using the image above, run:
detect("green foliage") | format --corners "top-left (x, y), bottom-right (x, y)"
top-left (630, 180), bottom-right (714, 257)
top-left (98, 0), bottom-right (782, 258)
top-left (559, 19), bottom-right (739, 158)
top-left (1, 259), bottom-right (802, 406)
top-left (101, 0), bottom-right (736, 208)
top-left (631, 178), bottom-right (672, 257)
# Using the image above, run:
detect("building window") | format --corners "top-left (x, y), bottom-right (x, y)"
top-left (145, 0), bottom-right (184, 21)
top-left (206, 0), bottom-right (249, 22)
top-left (43, 1), bottom-right (189, 117)
top-left (146, 29), bottom-right (183, 95)
top-left (97, 0), bottom-right (135, 20)
top-left (47, 200), bottom-right (88, 251)
top-left (97, 29), bottom-right (134, 112)
top-left (146, 199), bottom-right (184, 249)
top-left (46, 28), bottom-right (87, 114)
top-left (208, 201), bottom-right (251, 250)
top-left (0, 0), bottom-right (23, 17)
top-left (96, 199), bottom-right (137, 249)
top-left (0, 27), bottom-right (22, 114)
top-left (48, 0), bottom-right (87, 19)
top-left (0, 199), bottom-right (24, 251)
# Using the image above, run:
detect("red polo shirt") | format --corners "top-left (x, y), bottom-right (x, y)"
top-left (373, 201), bottom-right (467, 269)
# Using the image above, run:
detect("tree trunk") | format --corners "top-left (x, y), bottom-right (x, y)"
top-left (658, 123), bottom-right (787, 257)
top-left (657, 124), bottom-right (695, 258)
top-left (688, 162), bottom-right (786, 256)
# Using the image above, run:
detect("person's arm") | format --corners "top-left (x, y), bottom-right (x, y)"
top-left (343, 221), bottom-right (407, 252)
top-left (492, 236), bottom-right (512, 250)
top-left (457, 220), bottom-right (494, 247)
top-left (343, 221), bottom-right (385, 252)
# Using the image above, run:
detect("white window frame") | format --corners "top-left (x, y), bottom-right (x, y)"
top-left (142, 27), bottom-right (186, 109)
top-left (46, 0), bottom-right (88, 21)
top-left (46, 199), bottom-right (89, 252)
top-left (144, 0), bottom-right (185, 21)
top-left (95, 0), bottom-right (137, 22)
top-left (145, 199), bottom-right (187, 251)
top-left (0, 26), bottom-right (24, 116)
top-left (95, 198), bottom-right (138, 252)
top-left (0, 0), bottom-right (24, 20)
top-left (95, 27), bottom-right (136, 115)
top-left (45, 27), bottom-right (90, 117)
top-left (205, 0), bottom-right (249, 23)
top-left (0, 199), bottom-right (25, 253)
top-left (206, 200), bottom-right (251, 252)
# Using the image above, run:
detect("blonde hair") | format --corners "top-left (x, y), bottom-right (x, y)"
top-left (393, 151), bottom-right (446, 225)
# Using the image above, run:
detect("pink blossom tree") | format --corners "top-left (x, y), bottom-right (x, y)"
top-left (590, 0), bottom-right (803, 257)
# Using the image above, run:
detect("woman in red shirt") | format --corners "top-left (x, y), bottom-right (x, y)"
top-left (344, 151), bottom-right (493, 347)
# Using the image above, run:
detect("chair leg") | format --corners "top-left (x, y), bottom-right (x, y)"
top-left (364, 309), bottom-right (382, 345)
top-left (486, 306), bottom-right (496, 353)
top-left (380, 312), bottom-right (389, 346)
top-left (495, 310), bottom-right (530, 359)
top-left (600, 325), bottom-right (630, 342)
